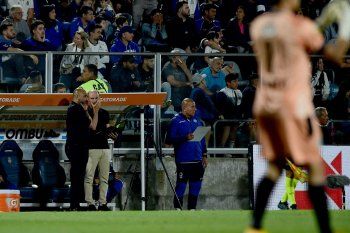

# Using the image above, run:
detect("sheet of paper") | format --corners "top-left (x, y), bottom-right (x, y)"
top-left (190, 126), bottom-right (211, 142)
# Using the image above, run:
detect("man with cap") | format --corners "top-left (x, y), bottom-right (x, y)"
top-left (110, 25), bottom-right (141, 65)
top-left (167, 1), bottom-right (197, 52)
top-left (161, 48), bottom-right (193, 112)
top-left (241, 73), bottom-right (259, 119)
top-left (110, 54), bottom-right (142, 93)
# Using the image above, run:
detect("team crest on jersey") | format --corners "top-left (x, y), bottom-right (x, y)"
top-left (179, 172), bottom-right (183, 179)
top-left (194, 119), bottom-right (197, 123)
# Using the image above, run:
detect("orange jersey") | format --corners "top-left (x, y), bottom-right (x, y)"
top-left (250, 11), bottom-right (324, 165)
top-left (250, 11), bottom-right (324, 119)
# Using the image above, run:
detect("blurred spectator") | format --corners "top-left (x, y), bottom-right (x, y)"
top-left (224, 5), bottom-right (251, 53)
top-left (69, 6), bottom-right (94, 39)
top-left (141, 8), bottom-right (169, 52)
top-left (94, 15), bottom-right (111, 42)
top-left (216, 73), bottom-right (242, 148)
top-left (2, 5), bottom-right (31, 40)
top-left (138, 56), bottom-right (154, 92)
top-left (110, 55), bottom-right (141, 92)
top-left (190, 73), bottom-right (221, 145)
top-left (6, 0), bottom-right (34, 24)
top-left (59, 31), bottom-right (95, 91)
top-left (312, 57), bottom-right (330, 107)
top-left (53, 82), bottom-right (67, 93)
top-left (0, 22), bottom-right (38, 88)
top-left (108, 14), bottom-right (129, 47)
top-left (200, 57), bottom-right (226, 93)
top-left (21, 20), bottom-right (56, 78)
top-left (110, 25), bottom-right (141, 65)
top-left (95, 0), bottom-right (115, 19)
top-left (161, 48), bottom-right (193, 111)
top-left (19, 70), bottom-right (45, 93)
top-left (77, 64), bottom-right (110, 93)
top-left (40, 4), bottom-right (64, 51)
top-left (167, 1), bottom-right (197, 52)
top-left (241, 73), bottom-right (258, 119)
top-left (195, 3), bottom-right (221, 40)
top-left (324, 23), bottom-right (338, 45)
top-left (132, 0), bottom-right (158, 29)
top-left (315, 106), bottom-right (332, 145)
top-left (87, 23), bottom-right (109, 76)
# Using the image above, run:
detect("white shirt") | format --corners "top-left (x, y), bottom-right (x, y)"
top-left (87, 40), bottom-right (109, 69)
top-left (204, 45), bottom-right (220, 54)
top-left (6, 0), bottom-right (34, 20)
top-left (311, 70), bottom-right (330, 101)
top-left (220, 87), bottom-right (242, 106)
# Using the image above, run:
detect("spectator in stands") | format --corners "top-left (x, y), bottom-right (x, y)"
top-left (21, 20), bottom-right (56, 79)
top-left (59, 31), bottom-right (94, 91)
top-left (19, 70), bottom-right (45, 93)
top-left (161, 48), bottom-right (193, 111)
top-left (95, 0), bottom-right (115, 19)
top-left (77, 64), bottom-right (110, 93)
top-left (167, 1), bottom-right (197, 52)
top-left (69, 6), bottom-right (95, 39)
top-left (315, 107), bottom-right (332, 145)
top-left (138, 56), bottom-right (154, 92)
top-left (195, 3), bottom-right (221, 40)
top-left (141, 8), bottom-right (169, 52)
top-left (0, 22), bottom-right (38, 89)
top-left (85, 90), bottom-right (115, 211)
top-left (132, 0), bottom-right (158, 29)
top-left (224, 5), bottom-right (251, 53)
top-left (110, 55), bottom-right (141, 92)
top-left (6, 0), bottom-right (34, 25)
top-left (53, 82), bottom-right (67, 93)
top-left (168, 98), bottom-right (208, 210)
top-left (312, 57), bottom-right (330, 107)
top-left (66, 88), bottom-right (99, 211)
top-left (200, 56), bottom-right (226, 93)
top-left (94, 15), bottom-right (111, 42)
top-left (110, 25), bottom-right (141, 65)
top-left (217, 73), bottom-right (243, 148)
top-left (241, 73), bottom-right (258, 119)
top-left (40, 4), bottom-right (64, 51)
top-left (87, 23), bottom-right (109, 77)
top-left (2, 5), bottom-right (31, 40)
top-left (106, 14), bottom-right (128, 48)
top-left (324, 23), bottom-right (338, 45)
top-left (190, 73), bottom-right (222, 146)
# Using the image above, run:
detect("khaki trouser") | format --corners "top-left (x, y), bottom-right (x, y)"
top-left (84, 149), bottom-right (111, 205)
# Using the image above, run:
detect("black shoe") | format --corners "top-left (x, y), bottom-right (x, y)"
top-left (290, 204), bottom-right (297, 210)
top-left (278, 201), bottom-right (289, 210)
top-left (88, 204), bottom-right (97, 211)
top-left (98, 204), bottom-right (110, 211)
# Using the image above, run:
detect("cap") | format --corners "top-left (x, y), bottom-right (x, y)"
top-left (170, 48), bottom-right (188, 61)
top-left (192, 73), bottom-right (206, 85)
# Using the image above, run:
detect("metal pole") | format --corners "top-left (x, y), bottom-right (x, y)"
top-left (45, 51), bottom-right (53, 93)
top-left (140, 109), bottom-right (146, 211)
top-left (154, 53), bottom-right (162, 145)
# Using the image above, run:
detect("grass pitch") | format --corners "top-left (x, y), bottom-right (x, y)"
top-left (0, 210), bottom-right (349, 233)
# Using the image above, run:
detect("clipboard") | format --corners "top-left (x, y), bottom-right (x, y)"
top-left (189, 126), bottom-right (211, 142)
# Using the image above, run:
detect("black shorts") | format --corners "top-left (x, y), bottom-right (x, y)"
top-left (176, 161), bottom-right (205, 183)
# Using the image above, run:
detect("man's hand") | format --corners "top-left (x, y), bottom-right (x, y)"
top-left (202, 157), bottom-right (208, 168)
top-left (30, 55), bottom-right (39, 65)
top-left (186, 133), bottom-right (194, 140)
top-left (0, 175), bottom-right (4, 183)
top-left (93, 100), bottom-right (101, 112)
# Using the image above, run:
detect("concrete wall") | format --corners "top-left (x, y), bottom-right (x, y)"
top-left (113, 157), bottom-right (250, 210)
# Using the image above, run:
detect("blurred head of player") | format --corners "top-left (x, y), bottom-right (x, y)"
top-left (270, 0), bottom-right (300, 11)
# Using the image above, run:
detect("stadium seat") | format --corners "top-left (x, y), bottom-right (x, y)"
top-left (0, 140), bottom-right (34, 201)
top-left (32, 140), bottom-right (69, 204)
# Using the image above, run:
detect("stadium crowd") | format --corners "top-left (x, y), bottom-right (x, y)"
top-left (0, 0), bottom-right (349, 145)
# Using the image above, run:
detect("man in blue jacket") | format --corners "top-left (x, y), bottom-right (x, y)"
top-left (168, 98), bottom-right (208, 210)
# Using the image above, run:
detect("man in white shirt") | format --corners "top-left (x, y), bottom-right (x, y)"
top-left (87, 24), bottom-right (109, 77)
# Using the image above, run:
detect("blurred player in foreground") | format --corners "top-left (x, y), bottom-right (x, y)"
top-left (245, 0), bottom-right (350, 232)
